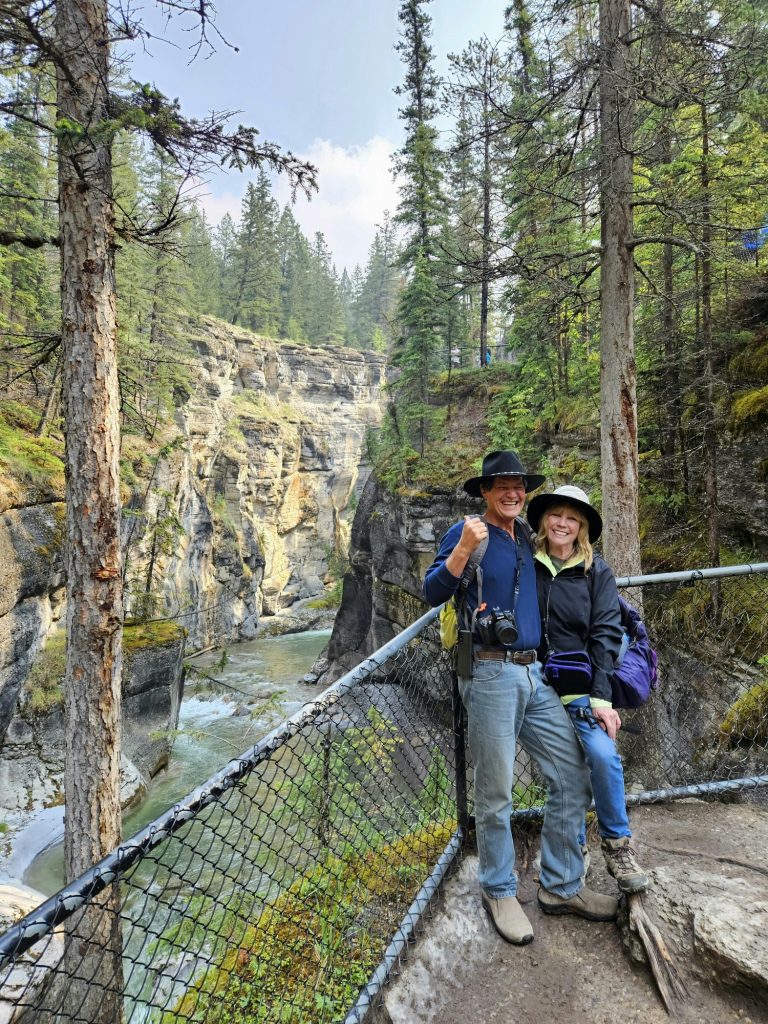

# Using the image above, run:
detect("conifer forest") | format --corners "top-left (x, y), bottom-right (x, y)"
top-left (1, 0), bottom-right (768, 950)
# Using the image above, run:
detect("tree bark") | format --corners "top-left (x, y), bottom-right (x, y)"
top-left (479, 62), bottom-right (492, 368)
top-left (57, 0), bottom-right (124, 1019)
top-left (598, 0), bottom-right (642, 579)
top-left (698, 103), bottom-right (721, 622)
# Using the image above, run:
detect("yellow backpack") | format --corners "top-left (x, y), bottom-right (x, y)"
top-left (439, 596), bottom-right (461, 649)
top-left (438, 515), bottom-right (532, 651)
top-left (438, 516), bottom-right (488, 650)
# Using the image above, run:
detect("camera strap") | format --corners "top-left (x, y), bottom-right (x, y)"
top-left (508, 522), bottom-right (527, 618)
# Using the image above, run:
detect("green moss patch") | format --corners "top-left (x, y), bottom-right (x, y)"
top-left (0, 400), bottom-right (64, 505)
top-left (23, 630), bottom-right (66, 715)
top-left (730, 384), bottom-right (768, 434)
top-left (123, 619), bottom-right (187, 652)
top-left (720, 681), bottom-right (768, 748)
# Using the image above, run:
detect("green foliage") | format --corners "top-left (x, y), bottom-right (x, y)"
top-left (162, 821), bottom-right (456, 1024)
top-left (23, 630), bottom-right (66, 715)
top-left (513, 780), bottom-right (548, 811)
top-left (0, 401), bottom-right (64, 501)
top-left (282, 707), bottom-right (403, 852)
top-left (417, 747), bottom-right (454, 820)
top-left (720, 680), bottom-right (768, 748)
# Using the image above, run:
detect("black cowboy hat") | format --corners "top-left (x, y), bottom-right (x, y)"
top-left (526, 484), bottom-right (603, 542)
top-left (463, 450), bottom-right (546, 497)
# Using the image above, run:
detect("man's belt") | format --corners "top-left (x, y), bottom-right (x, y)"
top-left (474, 648), bottom-right (537, 665)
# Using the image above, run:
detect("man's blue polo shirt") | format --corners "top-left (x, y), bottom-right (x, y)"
top-left (422, 521), bottom-right (541, 651)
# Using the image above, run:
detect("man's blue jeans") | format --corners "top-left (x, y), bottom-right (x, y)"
top-left (459, 659), bottom-right (591, 899)
top-left (566, 695), bottom-right (631, 841)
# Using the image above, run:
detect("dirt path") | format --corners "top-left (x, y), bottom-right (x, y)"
top-left (375, 802), bottom-right (768, 1024)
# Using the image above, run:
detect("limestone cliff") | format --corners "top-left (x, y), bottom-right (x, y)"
top-left (324, 475), bottom-right (473, 679)
top-left (0, 317), bottom-right (385, 749)
top-left (123, 317), bottom-right (385, 650)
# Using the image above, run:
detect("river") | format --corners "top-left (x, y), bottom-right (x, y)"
top-left (23, 628), bottom-right (331, 896)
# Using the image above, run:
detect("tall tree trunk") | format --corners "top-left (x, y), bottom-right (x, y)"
top-left (598, 0), bottom-right (641, 578)
top-left (479, 59), bottom-right (492, 368)
top-left (57, 0), bottom-right (124, 1019)
top-left (699, 103), bottom-right (721, 619)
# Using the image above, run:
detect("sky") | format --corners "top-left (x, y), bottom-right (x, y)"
top-left (128, 1), bottom-right (510, 273)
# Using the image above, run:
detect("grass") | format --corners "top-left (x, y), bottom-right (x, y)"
top-left (0, 399), bottom-right (64, 505)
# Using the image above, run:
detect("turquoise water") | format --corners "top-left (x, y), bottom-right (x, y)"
top-left (23, 629), bottom-right (331, 895)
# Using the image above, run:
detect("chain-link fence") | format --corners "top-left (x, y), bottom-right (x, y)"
top-left (0, 610), bottom-right (457, 1024)
top-left (1, 563), bottom-right (767, 1023)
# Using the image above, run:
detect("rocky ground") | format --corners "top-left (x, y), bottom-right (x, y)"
top-left (373, 799), bottom-right (768, 1024)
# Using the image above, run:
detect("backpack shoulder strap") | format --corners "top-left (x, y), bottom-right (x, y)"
top-left (515, 515), bottom-right (534, 551)
top-left (458, 515), bottom-right (488, 590)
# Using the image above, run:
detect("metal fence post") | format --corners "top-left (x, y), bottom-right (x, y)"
top-left (452, 668), bottom-right (469, 837)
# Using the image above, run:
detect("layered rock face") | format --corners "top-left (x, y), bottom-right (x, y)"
top-left (0, 629), bottom-right (184, 814)
top-left (0, 318), bottom-right (384, 750)
top-left (141, 318), bottom-right (385, 650)
top-left (324, 475), bottom-right (476, 679)
top-left (0, 504), bottom-right (65, 744)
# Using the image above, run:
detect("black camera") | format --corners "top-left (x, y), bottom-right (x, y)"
top-left (477, 607), bottom-right (518, 647)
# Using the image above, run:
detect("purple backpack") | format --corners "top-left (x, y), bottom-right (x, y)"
top-left (610, 596), bottom-right (659, 708)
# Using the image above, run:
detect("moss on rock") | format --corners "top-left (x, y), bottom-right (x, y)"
top-left (720, 680), bottom-right (768, 748)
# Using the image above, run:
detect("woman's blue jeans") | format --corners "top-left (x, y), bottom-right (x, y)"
top-left (459, 659), bottom-right (592, 899)
top-left (566, 696), bottom-right (631, 842)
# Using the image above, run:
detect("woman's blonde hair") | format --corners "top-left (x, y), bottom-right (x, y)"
top-left (534, 503), bottom-right (594, 571)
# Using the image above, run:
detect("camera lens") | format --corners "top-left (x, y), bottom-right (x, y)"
top-left (494, 613), bottom-right (518, 646)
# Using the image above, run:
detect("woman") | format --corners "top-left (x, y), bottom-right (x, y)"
top-left (527, 484), bottom-right (648, 895)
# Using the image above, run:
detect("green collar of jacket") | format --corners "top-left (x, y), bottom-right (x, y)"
top-left (534, 550), bottom-right (585, 576)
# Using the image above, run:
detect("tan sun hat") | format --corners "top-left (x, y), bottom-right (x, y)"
top-left (526, 484), bottom-right (603, 542)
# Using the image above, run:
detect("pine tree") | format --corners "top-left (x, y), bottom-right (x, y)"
top-left (0, 71), bottom-right (58, 381)
top-left (213, 212), bottom-right (237, 319)
top-left (393, 0), bottom-right (444, 264)
top-left (227, 171), bottom-right (282, 334)
top-left (393, 249), bottom-right (442, 454)
top-left (305, 232), bottom-right (345, 344)
top-left (183, 204), bottom-right (219, 316)
top-left (277, 204), bottom-right (312, 339)
top-left (391, 0), bottom-right (446, 454)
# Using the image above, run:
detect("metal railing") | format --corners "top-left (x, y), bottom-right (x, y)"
top-left (1, 562), bottom-right (767, 1023)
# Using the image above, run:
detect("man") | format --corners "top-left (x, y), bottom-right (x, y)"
top-left (423, 450), bottom-right (618, 945)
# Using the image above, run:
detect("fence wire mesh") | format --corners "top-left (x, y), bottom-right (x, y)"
top-left (1, 564), bottom-right (767, 1023)
top-left (0, 614), bottom-right (456, 1024)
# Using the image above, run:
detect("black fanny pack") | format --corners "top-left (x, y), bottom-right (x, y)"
top-left (543, 650), bottom-right (593, 697)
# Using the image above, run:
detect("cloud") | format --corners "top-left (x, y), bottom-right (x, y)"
top-left (276, 136), bottom-right (401, 273)
top-left (197, 136), bottom-right (400, 275)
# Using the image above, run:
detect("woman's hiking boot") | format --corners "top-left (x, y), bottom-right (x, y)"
top-left (600, 836), bottom-right (648, 893)
top-left (537, 885), bottom-right (619, 921)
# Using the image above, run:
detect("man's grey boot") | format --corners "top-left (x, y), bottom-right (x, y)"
top-left (482, 892), bottom-right (534, 945)
top-left (601, 836), bottom-right (648, 894)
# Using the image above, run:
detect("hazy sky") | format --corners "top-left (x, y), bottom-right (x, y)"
top-left (128, 1), bottom-right (509, 272)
